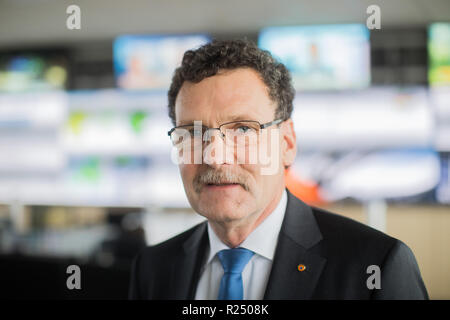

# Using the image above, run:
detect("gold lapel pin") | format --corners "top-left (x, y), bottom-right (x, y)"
top-left (297, 264), bottom-right (306, 272)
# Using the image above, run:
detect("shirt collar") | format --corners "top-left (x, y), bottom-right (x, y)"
top-left (206, 189), bottom-right (288, 264)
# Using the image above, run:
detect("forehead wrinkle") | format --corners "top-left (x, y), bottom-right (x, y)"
top-left (175, 68), bottom-right (276, 126)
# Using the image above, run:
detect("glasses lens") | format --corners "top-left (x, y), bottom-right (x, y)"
top-left (222, 121), bottom-right (260, 146)
top-left (170, 126), bottom-right (203, 148)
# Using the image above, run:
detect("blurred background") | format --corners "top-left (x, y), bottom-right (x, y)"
top-left (0, 0), bottom-right (449, 299)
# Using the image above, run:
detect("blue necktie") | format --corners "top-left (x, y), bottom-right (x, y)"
top-left (217, 248), bottom-right (255, 300)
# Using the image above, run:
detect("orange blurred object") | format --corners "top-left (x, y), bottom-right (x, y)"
top-left (285, 168), bottom-right (326, 206)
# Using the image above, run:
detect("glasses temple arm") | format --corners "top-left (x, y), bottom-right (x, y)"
top-left (260, 118), bottom-right (283, 129)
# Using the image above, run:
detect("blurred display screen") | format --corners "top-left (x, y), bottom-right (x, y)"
top-left (64, 90), bottom-right (172, 155)
top-left (288, 148), bottom-right (442, 204)
top-left (258, 24), bottom-right (371, 90)
top-left (0, 50), bottom-right (69, 92)
top-left (291, 86), bottom-right (433, 150)
top-left (113, 34), bottom-right (210, 90)
top-left (436, 152), bottom-right (450, 204)
top-left (0, 82), bottom-right (447, 206)
top-left (0, 89), bottom-right (185, 207)
top-left (430, 86), bottom-right (450, 151)
top-left (428, 23), bottom-right (450, 86)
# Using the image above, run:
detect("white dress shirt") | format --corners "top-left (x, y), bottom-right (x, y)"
top-left (194, 190), bottom-right (288, 300)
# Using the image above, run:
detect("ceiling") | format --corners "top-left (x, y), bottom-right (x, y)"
top-left (0, 0), bottom-right (449, 47)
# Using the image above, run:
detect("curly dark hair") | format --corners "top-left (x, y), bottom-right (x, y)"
top-left (167, 39), bottom-right (295, 125)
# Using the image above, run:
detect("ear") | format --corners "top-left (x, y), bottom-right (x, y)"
top-left (281, 118), bottom-right (297, 168)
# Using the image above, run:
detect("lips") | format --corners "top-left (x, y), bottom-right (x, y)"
top-left (205, 182), bottom-right (241, 189)
top-left (207, 182), bottom-right (238, 185)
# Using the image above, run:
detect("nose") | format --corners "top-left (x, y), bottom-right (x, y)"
top-left (204, 128), bottom-right (224, 142)
top-left (203, 129), bottom-right (226, 166)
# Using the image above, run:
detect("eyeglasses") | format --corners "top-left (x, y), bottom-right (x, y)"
top-left (168, 119), bottom-right (283, 147)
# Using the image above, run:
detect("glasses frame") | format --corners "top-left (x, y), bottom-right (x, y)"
top-left (168, 118), bottom-right (284, 141)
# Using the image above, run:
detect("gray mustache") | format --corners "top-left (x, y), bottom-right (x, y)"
top-left (194, 169), bottom-right (249, 192)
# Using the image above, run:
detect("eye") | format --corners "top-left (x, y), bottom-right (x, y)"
top-left (238, 126), bottom-right (250, 133)
top-left (188, 127), bottom-right (202, 137)
top-left (237, 125), bottom-right (251, 133)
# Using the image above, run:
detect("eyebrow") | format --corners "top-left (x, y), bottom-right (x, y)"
top-left (226, 114), bottom-right (254, 122)
top-left (177, 114), bottom-right (255, 127)
top-left (176, 121), bottom-right (195, 127)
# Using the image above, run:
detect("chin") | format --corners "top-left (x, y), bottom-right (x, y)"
top-left (194, 196), bottom-right (254, 223)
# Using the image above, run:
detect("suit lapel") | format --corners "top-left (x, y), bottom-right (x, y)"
top-left (167, 190), bottom-right (326, 300)
top-left (264, 190), bottom-right (327, 300)
top-left (168, 221), bottom-right (208, 299)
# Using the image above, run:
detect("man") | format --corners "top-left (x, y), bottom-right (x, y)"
top-left (129, 39), bottom-right (428, 300)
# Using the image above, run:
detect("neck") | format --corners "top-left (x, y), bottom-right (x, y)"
top-left (209, 188), bottom-right (284, 248)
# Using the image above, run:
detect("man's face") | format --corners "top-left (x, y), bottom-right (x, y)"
top-left (174, 68), bottom-right (296, 224)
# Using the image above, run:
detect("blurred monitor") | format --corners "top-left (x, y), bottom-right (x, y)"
top-left (288, 148), bottom-right (441, 205)
top-left (113, 34), bottom-right (210, 90)
top-left (430, 86), bottom-right (450, 151)
top-left (64, 89), bottom-right (172, 155)
top-left (428, 23), bottom-right (450, 86)
top-left (291, 86), bottom-right (433, 150)
top-left (258, 24), bottom-right (371, 91)
top-left (0, 49), bottom-right (69, 92)
top-left (436, 152), bottom-right (450, 204)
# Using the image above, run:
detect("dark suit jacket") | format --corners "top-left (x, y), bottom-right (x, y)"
top-left (129, 190), bottom-right (429, 299)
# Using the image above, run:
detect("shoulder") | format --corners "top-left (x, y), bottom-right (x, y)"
top-left (129, 221), bottom-right (207, 299)
top-left (135, 221), bottom-right (207, 264)
top-left (312, 206), bottom-right (395, 243)
top-left (310, 206), bottom-right (398, 259)
top-left (308, 205), bottom-right (428, 299)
